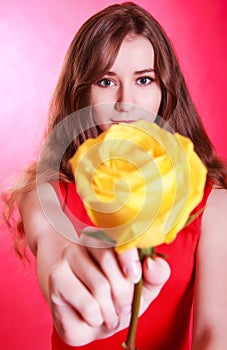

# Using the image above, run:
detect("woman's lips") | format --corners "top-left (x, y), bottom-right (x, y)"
top-left (110, 119), bottom-right (140, 124)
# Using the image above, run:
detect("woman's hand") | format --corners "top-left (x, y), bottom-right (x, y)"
top-left (118, 248), bottom-right (171, 315)
top-left (47, 243), bottom-right (170, 346)
top-left (20, 183), bottom-right (170, 346)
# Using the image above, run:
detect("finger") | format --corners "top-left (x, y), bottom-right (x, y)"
top-left (49, 259), bottom-right (103, 328)
top-left (52, 300), bottom-right (132, 347)
top-left (89, 247), bottom-right (134, 316)
top-left (141, 257), bottom-right (171, 304)
top-left (51, 301), bottom-right (114, 347)
top-left (63, 245), bottom-right (119, 330)
top-left (117, 247), bottom-right (142, 283)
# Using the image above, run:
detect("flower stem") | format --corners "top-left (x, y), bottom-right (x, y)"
top-left (122, 248), bottom-right (149, 350)
top-left (124, 276), bottom-right (143, 349)
top-left (122, 248), bottom-right (156, 350)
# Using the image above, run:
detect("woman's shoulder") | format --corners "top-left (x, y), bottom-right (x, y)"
top-left (204, 185), bottom-right (227, 213)
top-left (201, 185), bottom-right (227, 236)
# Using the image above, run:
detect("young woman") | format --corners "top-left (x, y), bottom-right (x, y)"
top-left (4, 2), bottom-right (227, 349)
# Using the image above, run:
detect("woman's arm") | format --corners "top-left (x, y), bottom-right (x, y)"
top-left (192, 187), bottom-right (227, 349)
top-left (20, 182), bottom-right (170, 346)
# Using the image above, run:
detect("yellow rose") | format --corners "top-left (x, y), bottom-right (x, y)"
top-left (69, 120), bottom-right (207, 253)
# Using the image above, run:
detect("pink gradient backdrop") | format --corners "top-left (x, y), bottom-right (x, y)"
top-left (0, 1), bottom-right (226, 349)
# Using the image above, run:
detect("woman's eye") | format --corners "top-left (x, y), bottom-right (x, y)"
top-left (137, 77), bottom-right (154, 85)
top-left (97, 78), bottom-right (115, 87)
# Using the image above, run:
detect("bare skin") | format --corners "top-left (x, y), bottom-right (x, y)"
top-left (20, 184), bottom-right (227, 348)
top-left (192, 188), bottom-right (227, 350)
top-left (20, 183), bottom-right (170, 346)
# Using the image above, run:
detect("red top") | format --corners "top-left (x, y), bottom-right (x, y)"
top-left (51, 181), bottom-right (213, 350)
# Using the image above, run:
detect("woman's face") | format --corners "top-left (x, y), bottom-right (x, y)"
top-left (91, 35), bottom-right (162, 131)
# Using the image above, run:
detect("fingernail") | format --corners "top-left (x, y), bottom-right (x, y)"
top-left (123, 261), bottom-right (141, 283)
top-left (147, 257), bottom-right (154, 271)
top-left (107, 319), bottom-right (119, 330)
top-left (119, 304), bottom-right (131, 315)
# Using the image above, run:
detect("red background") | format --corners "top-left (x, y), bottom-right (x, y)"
top-left (0, 1), bottom-right (226, 349)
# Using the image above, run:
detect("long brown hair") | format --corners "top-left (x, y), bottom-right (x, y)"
top-left (3, 2), bottom-right (227, 257)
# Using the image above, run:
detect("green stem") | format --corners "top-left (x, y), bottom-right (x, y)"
top-left (124, 248), bottom-right (149, 350)
top-left (122, 248), bottom-right (156, 350)
top-left (125, 276), bottom-right (143, 349)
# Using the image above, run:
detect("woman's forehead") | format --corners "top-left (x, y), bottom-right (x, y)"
top-left (108, 35), bottom-right (155, 72)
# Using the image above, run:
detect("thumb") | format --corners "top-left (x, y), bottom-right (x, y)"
top-left (117, 248), bottom-right (142, 284)
top-left (142, 256), bottom-right (171, 304)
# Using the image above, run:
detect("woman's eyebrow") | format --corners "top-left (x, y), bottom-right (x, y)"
top-left (134, 68), bottom-right (155, 75)
top-left (103, 69), bottom-right (155, 76)
top-left (104, 71), bottom-right (117, 76)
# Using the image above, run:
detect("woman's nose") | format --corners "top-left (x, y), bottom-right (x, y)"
top-left (115, 85), bottom-right (135, 112)
top-left (115, 101), bottom-right (135, 112)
